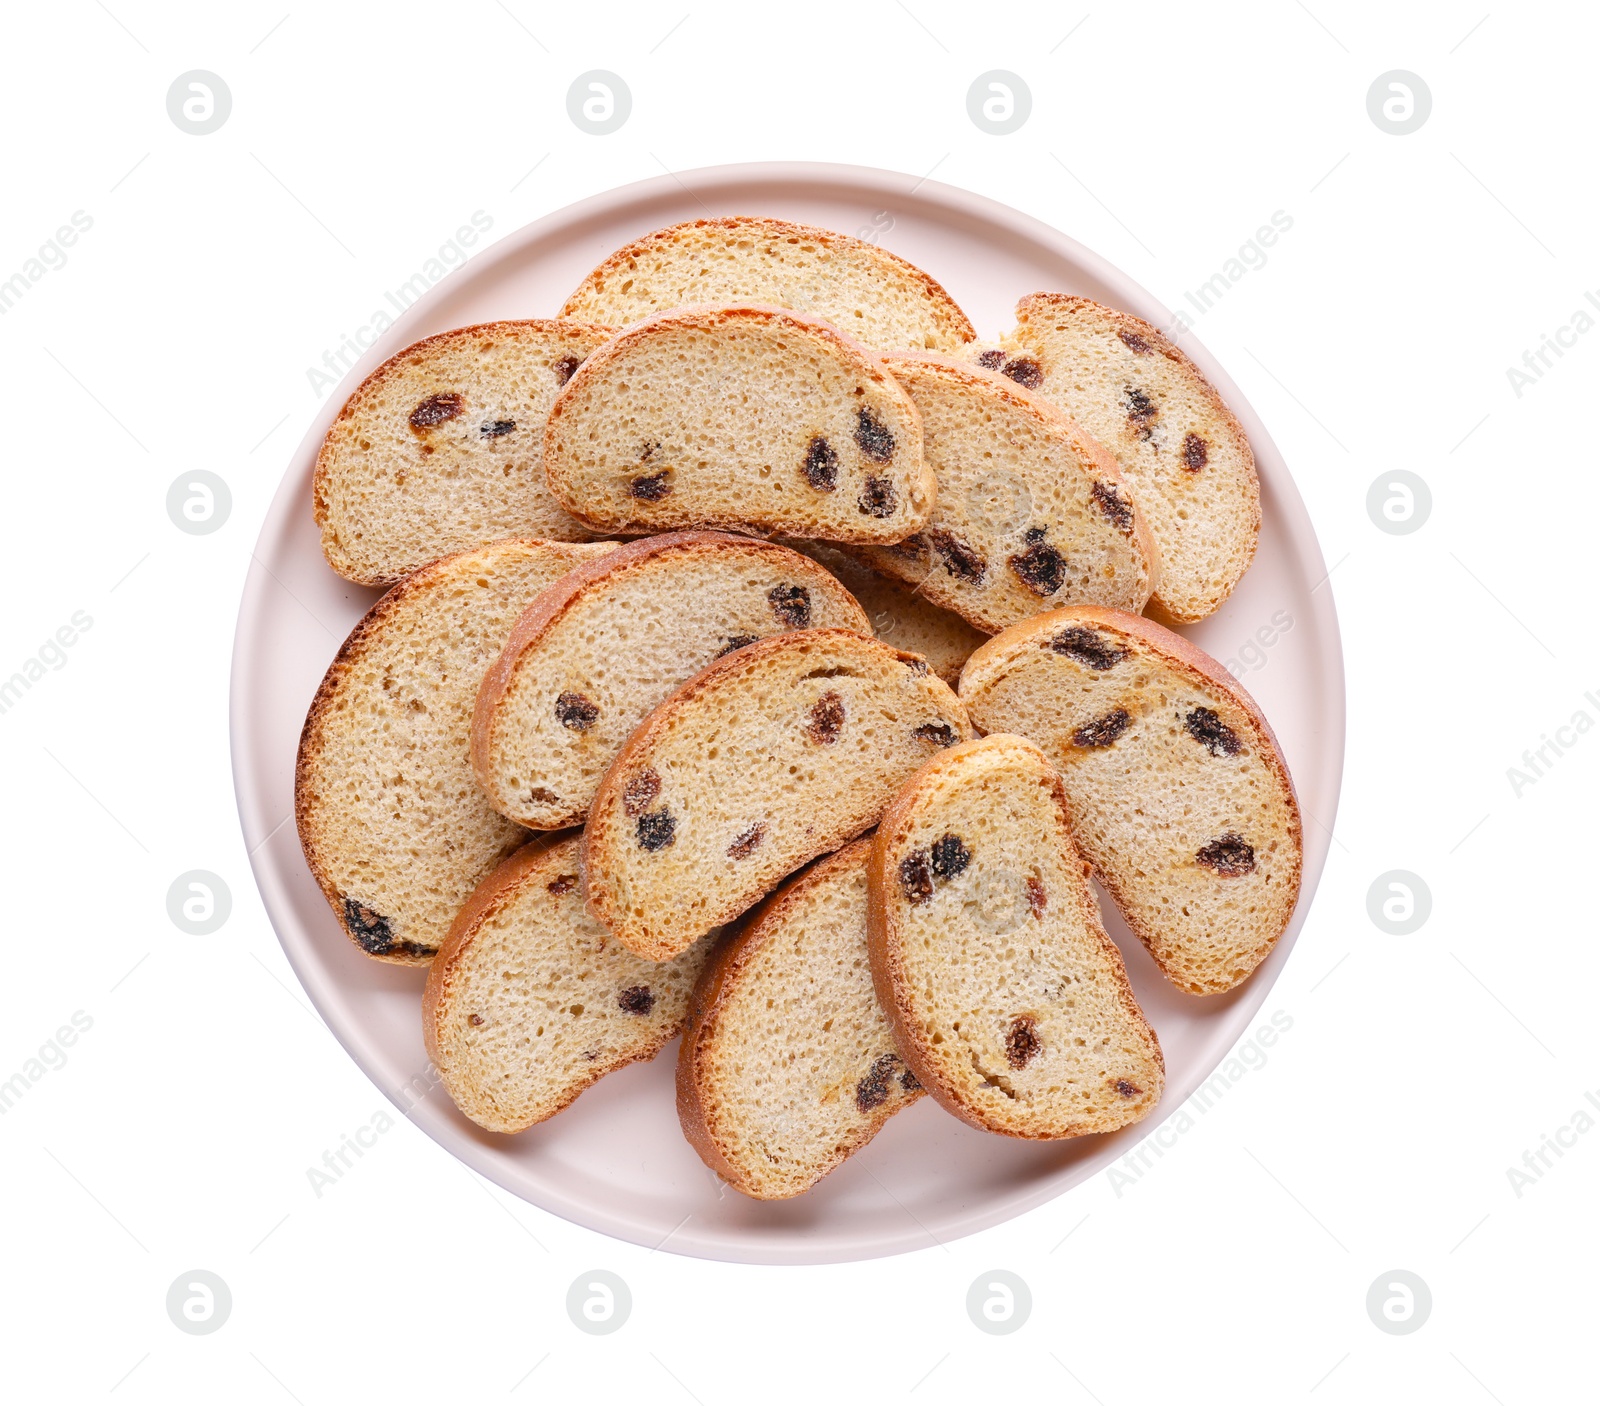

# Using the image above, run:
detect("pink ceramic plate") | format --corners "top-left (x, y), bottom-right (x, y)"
top-left (230, 163), bottom-right (1344, 1263)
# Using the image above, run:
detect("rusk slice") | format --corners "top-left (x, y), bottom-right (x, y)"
top-left (582, 629), bottom-right (972, 961)
top-left (677, 838), bottom-right (923, 1200)
top-left (314, 320), bottom-right (611, 586)
top-left (560, 217), bottom-right (974, 352)
top-left (425, 836), bottom-right (713, 1134)
top-left (791, 542), bottom-right (986, 688)
top-left (867, 734), bottom-right (1164, 1138)
top-left (295, 538), bottom-right (615, 964)
top-left (974, 295), bottom-right (1259, 621)
top-left (543, 306), bottom-right (934, 543)
top-left (958, 607), bottom-right (1302, 994)
top-left (473, 532), bottom-right (870, 830)
top-left (859, 353), bottom-right (1158, 633)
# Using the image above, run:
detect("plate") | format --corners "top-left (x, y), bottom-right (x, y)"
top-left (230, 162), bottom-right (1345, 1264)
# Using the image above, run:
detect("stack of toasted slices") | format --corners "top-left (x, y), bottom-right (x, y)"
top-left (294, 213), bottom-right (1302, 1201)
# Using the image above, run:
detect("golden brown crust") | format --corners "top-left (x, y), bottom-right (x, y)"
top-left (313, 319), bottom-right (617, 586)
top-left (1011, 294), bottom-right (1260, 621)
top-left (470, 531), bottom-right (871, 828)
top-left (542, 304), bottom-right (933, 540)
top-left (579, 627), bottom-right (969, 959)
top-left (560, 216), bottom-right (975, 347)
top-left (958, 607), bottom-right (1303, 993)
top-left (675, 838), bottom-right (911, 1197)
top-left (865, 735), bottom-right (1162, 1138)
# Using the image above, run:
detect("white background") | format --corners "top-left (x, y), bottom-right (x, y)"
top-left (1, 1), bottom-right (1592, 1400)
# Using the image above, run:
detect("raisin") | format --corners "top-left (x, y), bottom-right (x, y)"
top-left (1050, 626), bottom-right (1127, 671)
top-left (803, 435), bottom-right (839, 491)
top-left (1005, 1015), bottom-right (1041, 1069)
top-left (623, 768), bottom-right (661, 816)
top-left (805, 690), bottom-right (846, 744)
top-left (467, 1013), bottom-right (484, 1026)
top-left (899, 850), bottom-right (933, 905)
top-left (1182, 432), bottom-right (1209, 471)
top-left (1115, 1078), bottom-right (1142, 1098)
top-left (716, 634), bottom-right (760, 658)
top-left (900, 1067), bottom-right (922, 1091)
top-left (1073, 707), bottom-right (1131, 749)
top-left (1001, 356), bottom-right (1044, 390)
top-left (630, 471), bottom-right (671, 500)
top-left (904, 656), bottom-right (930, 676)
top-left (636, 809), bottom-right (676, 851)
top-left (856, 1053), bottom-right (903, 1112)
top-left (857, 475), bottom-right (897, 517)
top-left (886, 533), bottom-right (928, 564)
top-left (547, 874), bottom-right (577, 896)
top-left (913, 722), bottom-right (957, 747)
top-left (408, 393), bottom-right (464, 431)
top-left (342, 898), bottom-right (433, 959)
top-left (1125, 386), bottom-right (1158, 440)
top-left (1185, 706), bottom-right (1241, 756)
top-left (854, 406), bottom-right (896, 463)
top-left (767, 583), bottom-right (812, 628)
top-left (1118, 328), bottom-right (1153, 354)
top-left (930, 833), bottom-right (971, 880)
top-left (639, 439), bottom-right (660, 462)
top-left (1090, 481), bottom-right (1134, 531)
top-left (528, 785), bottom-right (560, 806)
top-left (727, 824), bottom-right (766, 859)
top-left (1196, 833), bottom-right (1256, 877)
top-left (1026, 876), bottom-right (1047, 918)
top-left (554, 691), bottom-right (599, 730)
top-left (618, 985), bottom-right (655, 1015)
top-left (927, 528), bottom-right (986, 583)
top-left (975, 348), bottom-right (1007, 369)
top-left (552, 355), bottom-right (580, 385)
top-left (1009, 541), bottom-right (1066, 597)
top-left (479, 419), bottom-right (516, 439)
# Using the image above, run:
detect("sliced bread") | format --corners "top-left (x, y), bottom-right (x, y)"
top-left (958, 607), bottom-right (1302, 994)
top-left (314, 320), bottom-right (612, 586)
top-left (295, 538), bottom-right (616, 964)
top-left (424, 835), bottom-right (714, 1133)
top-left (867, 733), bottom-right (1164, 1138)
top-left (542, 306), bottom-right (935, 543)
top-left (560, 216), bottom-right (974, 352)
top-left (858, 353), bottom-right (1158, 633)
top-left (581, 629), bottom-right (973, 961)
top-left (472, 532), bottom-right (870, 830)
top-left (973, 295), bottom-right (1259, 621)
top-left (790, 542), bottom-right (986, 688)
top-left (677, 838), bottom-right (923, 1199)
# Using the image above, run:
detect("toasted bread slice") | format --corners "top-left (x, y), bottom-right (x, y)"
top-left (560, 217), bottom-right (974, 352)
top-left (867, 733), bottom-right (1164, 1138)
top-left (424, 836), bottom-right (714, 1133)
top-left (790, 542), bottom-right (986, 687)
top-left (958, 607), bottom-right (1302, 994)
top-left (677, 838), bottom-right (923, 1199)
top-left (582, 629), bottom-right (973, 961)
top-left (314, 320), bottom-right (612, 586)
top-left (858, 353), bottom-right (1158, 632)
top-left (295, 538), bottom-right (616, 964)
top-left (543, 306), bottom-right (934, 542)
top-left (473, 532), bottom-right (870, 829)
top-left (973, 295), bottom-right (1259, 621)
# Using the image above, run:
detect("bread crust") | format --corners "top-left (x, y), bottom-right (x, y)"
top-left (865, 734), bottom-right (1163, 1138)
top-left (313, 318), bottom-right (616, 586)
top-left (470, 531), bottom-right (870, 828)
top-left (542, 304), bottom-right (935, 541)
top-left (580, 627), bottom-right (971, 959)
top-left (560, 216), bottom-right (975, 349)
top-left (675, 837), bottom-right (919, 1197)
top-left (422, 834), bottom-right (690, 1132)
top-left (958, 606), bottom-right (1303, 993)
top-left (1008, 294), bottom-right (1260, 622)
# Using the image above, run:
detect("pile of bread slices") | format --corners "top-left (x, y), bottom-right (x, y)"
top-left (295, 217), bottom-right (1303, 1200)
